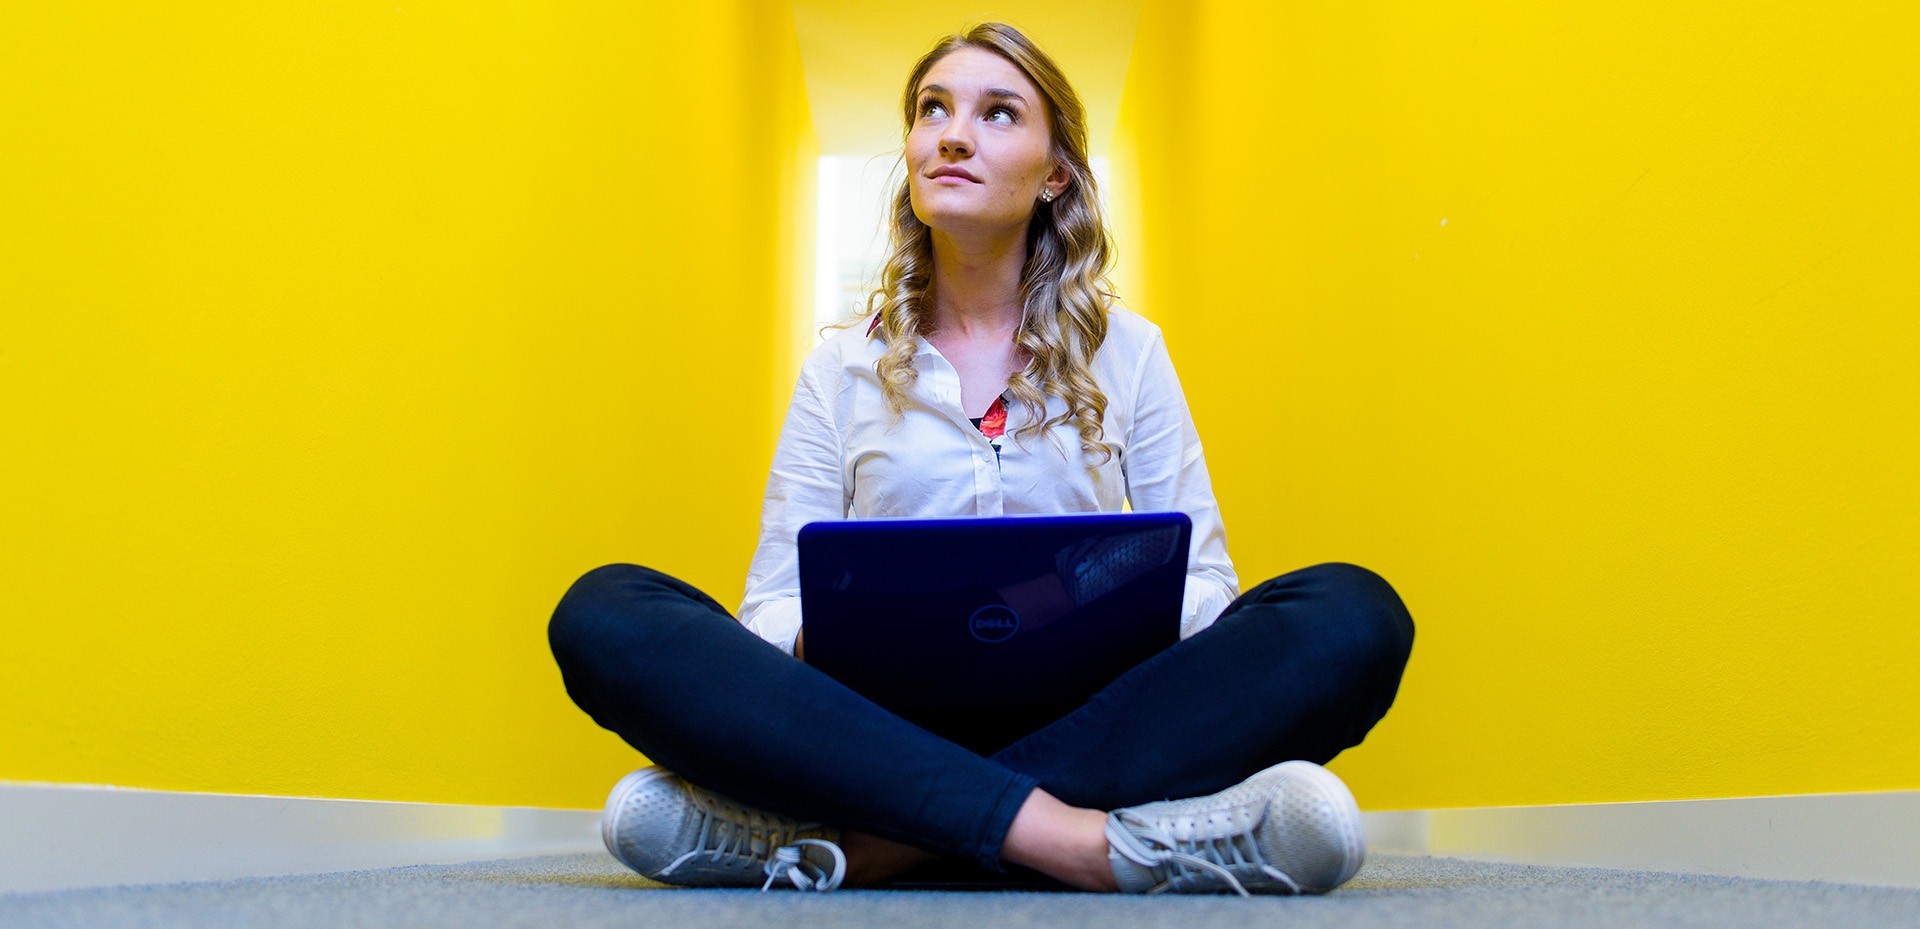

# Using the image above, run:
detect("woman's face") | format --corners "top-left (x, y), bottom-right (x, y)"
top-left (906, 47), bottom-right (1066, 242)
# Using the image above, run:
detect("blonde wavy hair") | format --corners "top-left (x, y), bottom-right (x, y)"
top-left (824, 22), bottom-right (1120, 466)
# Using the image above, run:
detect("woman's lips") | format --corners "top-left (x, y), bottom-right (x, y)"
top-left (932, 175), bottom-right (978, 185)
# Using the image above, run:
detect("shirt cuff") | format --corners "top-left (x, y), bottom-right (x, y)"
top-left (743, 597), bottom-right (803, 656)
top-left (1179, 580), bottom-right (1233, 639)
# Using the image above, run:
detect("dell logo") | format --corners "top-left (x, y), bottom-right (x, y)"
top-left (969, 604), bottom-right (1021, 643)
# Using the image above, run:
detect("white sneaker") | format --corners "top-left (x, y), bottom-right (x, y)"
top-left (1106, 760), bottom-right (1366, 896)
top-left (601, 767), bottom-right (846, 891)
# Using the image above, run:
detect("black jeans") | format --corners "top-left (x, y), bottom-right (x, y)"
top-left (548, 561), bottom-right (1414, 872)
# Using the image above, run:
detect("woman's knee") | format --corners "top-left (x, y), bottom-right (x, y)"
top-left (547, 562), bottom-right (673, 667)
top-left (1298, 562), bottom-right (1415, 672)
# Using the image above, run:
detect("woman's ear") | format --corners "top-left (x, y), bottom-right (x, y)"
top-left (1048, 162), bottom-right (1073, 195)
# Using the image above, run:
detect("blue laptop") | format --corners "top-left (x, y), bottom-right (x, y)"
top-left (798, 511), bottom-right (1191, 754)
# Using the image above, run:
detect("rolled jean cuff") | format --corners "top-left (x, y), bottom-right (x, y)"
top-left (969, 771), bottom-right (1041, 872)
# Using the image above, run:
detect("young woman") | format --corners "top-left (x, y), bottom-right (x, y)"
top-left (548, 22), bottom-right (1414, 896)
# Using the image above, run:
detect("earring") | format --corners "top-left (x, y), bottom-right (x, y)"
top-left (1040, 189), bottom-right (1055, 202)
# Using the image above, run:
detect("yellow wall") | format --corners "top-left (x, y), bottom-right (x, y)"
top-left (1115, 0), bottom-right (1919, 809)
top-left (1, 1), bottom-right (816, 808)
top-left (8, 0), bottom-right (1914, 818)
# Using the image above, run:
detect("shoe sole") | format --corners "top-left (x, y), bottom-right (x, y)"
top-left (602, 767), bottom-right (678, 871)
top-left (1272, 760), bottom-right (1366, 892)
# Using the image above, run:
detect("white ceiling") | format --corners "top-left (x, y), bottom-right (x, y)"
top-left (790, 1), bottom-right (1146, 158)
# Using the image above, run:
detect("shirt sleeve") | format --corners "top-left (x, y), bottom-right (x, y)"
top-left (1124, 329), bottom-right (1241, 638)
top-left (739, 356), bottom-right (846, 655)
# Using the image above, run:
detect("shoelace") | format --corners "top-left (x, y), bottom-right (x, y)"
top-left (761, 839), bottom-right (847, 892)
top-left (656, 794), bottom-right (846, 892)
top-left (1106, 806), bottom-right (1302, 897)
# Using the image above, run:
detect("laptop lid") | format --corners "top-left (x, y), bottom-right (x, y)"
top-left (798, 511), bottom-right (1191, 754)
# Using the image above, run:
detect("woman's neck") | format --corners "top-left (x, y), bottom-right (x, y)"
top-left (927, 226), bottom-right (1027, 341)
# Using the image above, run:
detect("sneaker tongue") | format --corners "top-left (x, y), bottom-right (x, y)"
top-left (1107, 813), bottom-right (1193, 893)
top-left (1108, 848), bottom-right (1162, 894)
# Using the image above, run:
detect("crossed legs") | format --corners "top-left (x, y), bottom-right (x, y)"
top-left (548, 561), bottom-right (1414, 884)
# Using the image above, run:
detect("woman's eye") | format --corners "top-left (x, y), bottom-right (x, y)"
top-left (918, 100), bottom-right (1016, 124)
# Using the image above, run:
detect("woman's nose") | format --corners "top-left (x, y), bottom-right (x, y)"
top-left (939, 123), bottom-right (973, 157)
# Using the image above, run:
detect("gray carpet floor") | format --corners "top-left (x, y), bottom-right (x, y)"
top-left (3, 852), bottom-right (1916, 928)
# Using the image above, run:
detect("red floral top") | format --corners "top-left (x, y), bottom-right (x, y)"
top-left (971, 395), bottom-right (1007, 436)
top-left (970, 395), bottom-right (1009, 461)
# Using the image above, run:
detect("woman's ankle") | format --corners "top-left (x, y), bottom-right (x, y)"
top-left (999, 790), bottom-right (1118, 892)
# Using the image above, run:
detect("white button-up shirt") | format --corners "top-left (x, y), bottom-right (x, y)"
top-left (739, 306), bottom-right (1240, 655)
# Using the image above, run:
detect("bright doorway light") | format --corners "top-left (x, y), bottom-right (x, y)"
top-left (814, 154), bottom-right (902, 342)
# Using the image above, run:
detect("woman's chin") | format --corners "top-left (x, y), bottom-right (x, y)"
top-left (913, 209), bottom-right (1031, 244)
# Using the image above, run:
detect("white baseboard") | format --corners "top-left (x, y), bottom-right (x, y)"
top-left (1361, 790), bottom-right (1920, 890)
top-left (0, 782), bottom-right (601, 895)
top-left (9, 783), bottom-right (1915, 895)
